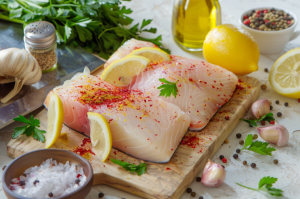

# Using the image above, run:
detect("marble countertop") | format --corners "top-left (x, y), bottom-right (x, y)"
top-left (1, 0), bottom-right (300, 198)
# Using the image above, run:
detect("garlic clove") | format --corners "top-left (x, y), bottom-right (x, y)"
top-left (257, 123), bottom-right (289, 146)
top-left (201, 160), bottom-right (226, 187)
top-left (251, 99), bottom-right (270, 119)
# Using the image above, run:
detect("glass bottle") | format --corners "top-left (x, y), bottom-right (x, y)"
top-left (172, 0), bottom-right (221, 51)
top-left (24, 21), bottom-right (57, 73)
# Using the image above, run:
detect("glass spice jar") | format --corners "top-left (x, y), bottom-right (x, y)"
top-left (24, 21), bottom-right (57, 73)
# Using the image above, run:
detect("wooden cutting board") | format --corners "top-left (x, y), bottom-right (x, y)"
top-left (7, 71), bottom-right (260, 199)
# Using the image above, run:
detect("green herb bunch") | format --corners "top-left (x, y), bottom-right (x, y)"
top-left (0, 0), bottom-right (169, 59)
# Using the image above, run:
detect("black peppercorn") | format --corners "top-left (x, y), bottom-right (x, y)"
top-left (236, 149), bottom-right (240, 153)
top-left (33, 180), bottom-right (39, 185)
top-left (199, 196), bottom-right (204, 199)
top-left (75, 179), bottom-right (80, 185)
top-left (222, 165), bottom-right (225, 168)
top-left (196, 177), bottom-right (201, 182)
top-left (239, 140), bottom-right (244, 145)
top-left (243, 160), bottom-right (247, 165)
top-left (264, 68), bottom-right (268, 72)
top-left (19, 181), bottom-right (25, 186)
top-left (284, 102), bottom-right (288, 107)
top-left (48, 192), bottom-right (54, 198)
top-left (219, 155), bottom-right (224, 160)
top-left (191, 192), bottom-right (196, 197)
top-left (236, 133), bottom-right (242, 138)
top-left (273, 159), bottom-right (279, 164)
top-left (270, 105), bottom-right (273, 110)
top-left (186, 188), bottom-right (192, 193)
top-left (275, 100), bottom-right (279, 104)
top-left (98, 192), bottom-right (104, 198)
top-left (277, 112), bottom-right (282, 117)
top-left (233, 154), bottom-right (238, 159)
top-left (251, 163), bottom-right (256, 168)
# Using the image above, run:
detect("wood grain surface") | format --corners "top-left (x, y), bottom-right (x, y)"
top-left (7, 74), bottom-right (260, 199)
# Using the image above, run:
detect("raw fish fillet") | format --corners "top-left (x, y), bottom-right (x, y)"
top-left (44, 68), bottom-right (190, 163)
top-left (104, 38), bottom-right (157, 68)
top-left (129, 56), bottom-right (238, 130)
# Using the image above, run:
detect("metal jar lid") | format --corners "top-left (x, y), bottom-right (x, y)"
top-left (24, 21), bottom-right (56, 49)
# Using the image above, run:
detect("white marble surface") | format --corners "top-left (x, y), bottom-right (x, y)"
top-left (1, 0), bottom-right (300, 198)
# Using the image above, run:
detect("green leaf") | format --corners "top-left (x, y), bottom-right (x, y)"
top-left (157, 78), bottom-right (178, 98)
top-left (75, 25), bottom-right (92, 42)
top-left (12, 126), bottom-right (27, 139)
top-left (142, 27), bottom-right (156, 33)
top-left (23, 126), bottom-right (34, 137)
top-left (22, 13), bottom-right (36, 22)
top-left (29, 115), bottom-right (40, 127)
top-left (13, 115), bottom-right (31, 124)
top-left (141, 19), bottom-right (152, 29)
top-left (240, 112), bottom-right (274, 126)
top-left (33, 128), bottom-right (46, 142)
top-left (243, 134), bottom-right (253, 148)
top-left (9, 8), bottom-right (23, 19)
top-left (241, 134), bottom-right (276, 156)
top-left (237, 176), bottom-right (284, 197)
top-left (239, 118), bottom-right (257, 127)
top-left (64, 23), bottom-right (72, 42)
top-left (111, 159), bottom-right (147, 175)
top-left (259, 176), bottom-right (277, 188)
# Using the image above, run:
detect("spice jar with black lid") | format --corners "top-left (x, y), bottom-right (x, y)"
top-left (24, 21), bottom-right (57, 73)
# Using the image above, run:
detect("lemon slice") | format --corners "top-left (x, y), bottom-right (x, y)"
top-left (101, 55), bottom-right (150, 87)
top-left (87, 112), bottom-right (112, 162)
top-left (269, 48), bottom-right (300, 98)
top-left (129, 47), bottom-right (170, 62)
top-left (45, 93), bottom-right (64, 148)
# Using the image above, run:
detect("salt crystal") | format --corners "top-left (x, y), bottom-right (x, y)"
top-left (9, 159), bottom-right (87, 198)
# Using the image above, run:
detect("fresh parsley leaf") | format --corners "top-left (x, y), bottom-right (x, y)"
top-left (241, 134), bottom-right (276, 156)
top-left (237, 176), bottom-right (283, 197)
top-left (13, 115), bottom-right (30, 124)
top-left (158, 78), bottom-right (178, 98)
top-left (12, 126), bottom-right (27, 139)
top-left (11, 115), bottom-right (46, 142)
top-left (240, 112), bottom-right (275, 127)
top-left (111, 159), bottom-right (147, 176)
top-left (141, 19), bottom-right (152, 29)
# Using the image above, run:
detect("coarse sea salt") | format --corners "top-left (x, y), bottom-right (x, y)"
top-left (9, 159), bottom-right (87, 198)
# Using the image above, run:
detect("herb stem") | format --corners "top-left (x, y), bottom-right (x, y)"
top-left (0, 14), bottom-right (24, 24)
top-left (236, 183), bottom-right (257, 191)
top-left (98, 27), bottom-right (117, 39)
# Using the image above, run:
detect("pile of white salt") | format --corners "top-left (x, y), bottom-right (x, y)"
top-left (9, 159), bottom-right (87, 198)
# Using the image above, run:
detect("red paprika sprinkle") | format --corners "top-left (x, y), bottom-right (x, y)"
top-left (166, 168), bottom-right (171, 170)
top-left (222, 158), bottom-right (227, 163)
top-left (225, 116), bottom-right (229, 120)
top-left (270, 120), bottom-right (275, 124)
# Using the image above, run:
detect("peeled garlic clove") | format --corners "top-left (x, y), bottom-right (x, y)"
top-left (251, 99), bottom-right (270, 119)
top-left (257, 123), bottom-right (289, 146)
top-left (201, 160), bottom-right (226, 187)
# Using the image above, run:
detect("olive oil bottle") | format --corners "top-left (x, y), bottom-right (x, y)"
top-left (172, 0), bottom-right (221, 51)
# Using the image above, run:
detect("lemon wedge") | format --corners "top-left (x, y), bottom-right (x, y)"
top-left (45, 93), bottom-right (64, 148)
top-left (101, 55), bottom-right (150, 87)
top-left (129, 47), bottom-right (170, 62)
top-left (269, 48), bottom-right (300, 98)
top-left (87, 112), bottom-right (112, 162)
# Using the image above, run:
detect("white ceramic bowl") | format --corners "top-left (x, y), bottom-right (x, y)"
top-left (239, 7), bottom-right (300, 54)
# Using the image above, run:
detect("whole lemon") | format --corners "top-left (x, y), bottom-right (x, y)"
top-left (203, 24), bottom-right (259, 75)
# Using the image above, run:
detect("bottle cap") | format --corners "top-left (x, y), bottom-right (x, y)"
top-left (24, 21), bottom-right (56, 49)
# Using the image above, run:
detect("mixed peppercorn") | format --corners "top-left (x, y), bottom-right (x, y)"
top-left (243, 8), bottom-right (294, 31)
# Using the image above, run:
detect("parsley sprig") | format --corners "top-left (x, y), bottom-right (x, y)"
top-left (0, 0), bottom-right (169, 59)
top-left (240, 112), bottom-right (275, 127)
top-left (157, 78), bottom-right (178, 98)
top-left (12, 115), bottom-right (46, 142)
top-left (111, 159), bottom-right (147, 176)
top-left (237, 176), bottom-right (283, 197)
top-left (240, 134), bottom-right (276, 156)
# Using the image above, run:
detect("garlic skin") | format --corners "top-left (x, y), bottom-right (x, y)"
top-left (257, 123), bottom-right (289, 146)
top-left (251, 99), bottom-right (270, 119)
top-left (201, 160), bottom-right (226, 187)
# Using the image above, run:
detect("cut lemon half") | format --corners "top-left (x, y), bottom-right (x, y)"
top-left (129, 47), bottom-right (170, 62)
top-left (87, 112), bottom-right (112, 162)
top-left (269, 48), bottom-right (300, 98)
top-left (101, 55), bottom-right (150, 87)
top-left (45, 93), bottom-right (64, 148)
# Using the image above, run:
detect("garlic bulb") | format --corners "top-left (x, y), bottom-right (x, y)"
top-left (0, 48), bottom-right (41, 103)
top-left (257, 123), bottom-right (289, 146)
top-left (201, 160), bottom-right (226, 187)
top-left (251, 99), bottom-right (270, 119)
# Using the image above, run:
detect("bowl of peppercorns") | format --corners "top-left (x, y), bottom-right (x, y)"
top-left (239, 7), bottom-right (300, 54)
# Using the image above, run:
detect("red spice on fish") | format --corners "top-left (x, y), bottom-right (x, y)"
top-left (181, 135), bottom-right (199, 148)
top-left (166, 168), bottom-right (171, 170)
